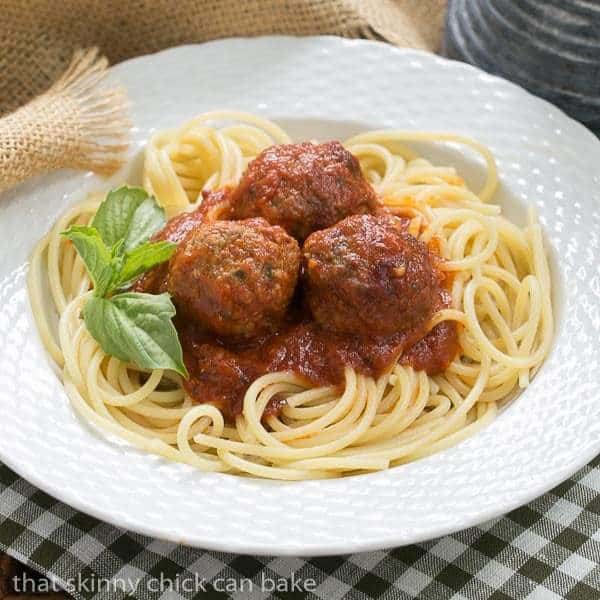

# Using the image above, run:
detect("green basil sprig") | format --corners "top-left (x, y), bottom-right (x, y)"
top-left (62, 186), bottom-right (188, 377)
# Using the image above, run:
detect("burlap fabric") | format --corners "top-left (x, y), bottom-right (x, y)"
top-left (0, 0), bottom-right (446, 191)
top-left (0, 48), bottom-right (130, 192)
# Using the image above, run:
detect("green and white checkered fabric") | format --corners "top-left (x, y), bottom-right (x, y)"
top-left (0, 457), bottom-right (599, 600)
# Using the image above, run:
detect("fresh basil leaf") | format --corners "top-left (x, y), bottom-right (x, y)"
top-left (115, 241), bottom-right (177, 288)
top-left (66, 186), bottom-right (187, 377)
top-left (92, 186), bottom-right (166, 252)
top-left (123, 197), bottom-right (167, 251)
top-left (91, 186), bottom-right (147, 247)
top-left (61, 226), bottom-right (115, 297)
top-left (83, 292), bottom-right (187, 376)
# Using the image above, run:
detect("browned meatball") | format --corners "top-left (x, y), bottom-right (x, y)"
top-left (303, 214), bottom-right (440, 336)
top-left (229, 141), bottom-right (381, 240)
top-left (168, 218), bottom-right (300, 339)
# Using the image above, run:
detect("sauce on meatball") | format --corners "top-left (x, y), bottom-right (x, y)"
top-left (229, 141), bottom-right (381, 240)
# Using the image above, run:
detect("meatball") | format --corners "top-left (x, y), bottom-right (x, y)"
top-left (168, 218), bottom-right (300, 339)
top-left (229, 141), bottom-right (381, 240)
top-left (303, 214), bottom-right (440, 336)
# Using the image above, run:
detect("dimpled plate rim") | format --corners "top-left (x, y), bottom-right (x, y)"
top-left (0, 36), bottom-right (599, 556)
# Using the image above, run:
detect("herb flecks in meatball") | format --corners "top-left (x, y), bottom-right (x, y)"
top-left (230, 141), bottom-right (381, 240)
top-left (303, 214), bottom-right (440, 336)
top-left (168, 218), bottom-right (300, 339)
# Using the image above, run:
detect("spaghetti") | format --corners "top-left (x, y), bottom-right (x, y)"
top-left (28, 111), bottom-right (553, 480)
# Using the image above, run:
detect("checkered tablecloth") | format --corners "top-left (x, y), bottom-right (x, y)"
top-left (0, 457), bottom-right (599, 600)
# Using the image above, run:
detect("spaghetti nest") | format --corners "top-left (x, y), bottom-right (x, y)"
top-left (28, 111), bottom-right (553, 480)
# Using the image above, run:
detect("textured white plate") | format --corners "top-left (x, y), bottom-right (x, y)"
top-left (0, 37), bottom-right (599, 556)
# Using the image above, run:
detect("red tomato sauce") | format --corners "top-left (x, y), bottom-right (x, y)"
top-left (140, 189), bottom-right (460, 420)
top-left (177, 285), bottom-right (458, 420)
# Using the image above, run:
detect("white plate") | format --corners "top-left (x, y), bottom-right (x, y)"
top-left (1, 36), bottom-right (599, 556)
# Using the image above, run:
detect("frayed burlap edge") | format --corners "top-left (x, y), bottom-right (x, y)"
top-left (0, 48), bottom-right (130, 192)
